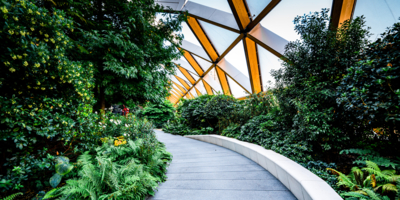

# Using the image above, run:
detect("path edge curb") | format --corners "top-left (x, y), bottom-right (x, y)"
top-left (184, 134), bottom-right (342, 200)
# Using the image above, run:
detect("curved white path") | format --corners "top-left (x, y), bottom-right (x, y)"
top-left (150, 130), bottom-right (296, 200)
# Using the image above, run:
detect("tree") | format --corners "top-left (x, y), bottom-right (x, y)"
top-left (40, 0), bottom-right (186, 110)
top-left (272, 9), bottom-right (370, 152)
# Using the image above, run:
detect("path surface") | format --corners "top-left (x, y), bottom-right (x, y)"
top-left (150, 130), bottom-right (296, 200)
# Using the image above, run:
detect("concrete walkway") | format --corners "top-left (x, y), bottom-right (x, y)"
top-left (150, 130), bottom-right (296, 200)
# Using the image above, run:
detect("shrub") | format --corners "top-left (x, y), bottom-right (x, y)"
top-left (0, 0), bottom-right (97, 192)
top-left (337, 20), bottom-right (400, 150)
top-left (141, 100), bottom-right (175, 128)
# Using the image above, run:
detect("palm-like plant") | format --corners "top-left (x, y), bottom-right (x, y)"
top-left (328, 161), bottom-right (400, 200)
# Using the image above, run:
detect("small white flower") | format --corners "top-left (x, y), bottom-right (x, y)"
top-left (95, 111), bottom-right (98, 114)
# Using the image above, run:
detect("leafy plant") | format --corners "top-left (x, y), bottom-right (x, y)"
top-left (141, 100), bottom-right (175, 128)
top-left (328, 161), bottom-right (400, 199)
top-left (54, 138), bottom-right (172, 200)
top-left (0, 192), bottom-right (22, 200)
top-left (340, 149), bottom-right (400, 170)
top-left (48, 156), bottom-right (74, 188)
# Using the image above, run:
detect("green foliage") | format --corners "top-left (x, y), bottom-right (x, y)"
top-left (0, 0), bottom-right (99, 192)
top-left (141, 100), bottom-right (175, 128)
top-left (178, 94), bottom-right (214, 129)
top-left (55, 138), bottom-right (172, 200)
top-left (0, 192), bottom-right (22, 200)
top-left (272, 9), bottom-right (370, 152)
top-left (329, 161), bottom-right (400, 199)
top-left (44, 0), bottom-right (187, 106)
top-left (340, 149), bottom-right (400, 170)
top-left (302, 161), bottom-right (340, 191)
top-left (337, 20), bottom-right (400, 146)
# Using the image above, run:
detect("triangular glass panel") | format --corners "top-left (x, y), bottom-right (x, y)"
top-left (203, 67), bottom-right (223, 93)
top-left (198, 20), bottom-right (239, 55)
top-left (189, 0), bottom-right (232, 13)
top-left (190, 88), bottom-right (198, 97)
top-left (245, 0), bottom-right (272, 20)
top-left (195, 80), bottom-right (207, 95)
top-left (224, 40), bottom-right (249, 78)
top-left (181, 22), bottom-right (202, 47)
top-left (227, 76), bottom-right (249, 98)
top-left (175, 69), bottom-right (192, 86)
top-left (192, 54), bottom-right (213, 71)
top-left (260, 0), bottom-right (332, 42)
top-left (170, 76), bottom-right (188, 90)
top-left (257, 44), bottom-right (283, 90)
top-left (353, 0), bottom-right (400, 41)
top-left (174, 57), bottom-right (198, 75)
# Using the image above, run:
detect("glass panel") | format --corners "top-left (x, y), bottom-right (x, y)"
top-left (193, 54), bottom-right (213, 71)
top-left (246, 0), bottom-right (272, 20)
top-left (224, 40), bottom-right (249, 78)
top-left (175, 69), bottom-right (192, 85)
top-left (260, 0), bottom-right (333, 42)
top-left (170, 76), bottom-right (187, 90)
top-left (174, 57), bottom-right (198, 75)
top-left (181, 22), bottom-right (202, 47)
top-left (353, 0), bottom-right (400, 41)
top-left (189, 0), bottom-right (232, 13)
top-left (257, 44), bottom-right (283, 90)
top-left (195, 80), bottom-right (207, 95)
top-left (204, 67), bottom-right (223, 93)
top-left (198, 20), bottom-right (239, 55)
top-left (190, 88), bottom-right (198, 97)
top-left (227, 76), bottom-right (248, 98)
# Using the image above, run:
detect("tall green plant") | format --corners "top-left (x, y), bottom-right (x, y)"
top-left (141, 100), bottom-right (175, 128)
top-left (272, 9), bottom-right (370, 152)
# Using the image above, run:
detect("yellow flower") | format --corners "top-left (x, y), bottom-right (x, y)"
top-left (36, 11), bottom-right (40, 15)
top-left (9, 68), bottom-right (16, 73)
top-left (23, 61), bottom-right (28, 66)
top-left (37, 81), bottom-right (40, 85)
top-left (8, 30), bottom-right (14, 35)
top-left (28, 9), bottom-right (32, 14)
top-left (13, 16), bottom-right (18, 21)
top-left (41, 87), bottom-right (45, 90)
top-left (23, 53), bottom-right (27, 57)
top-left (12, 55), bottom-right (16, 60)
top-left (30, 27), bottom-right (34, 31)
top-left (17, 55), bottom-right (22, 59)
top-left (45, 34), bottom-right (49, 38)
top-left (35, 63), bottom-right (40, 68)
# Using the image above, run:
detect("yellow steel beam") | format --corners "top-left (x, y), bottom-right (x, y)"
top-left (230, 0), bottom-right (250, 30)
top-left (187, 16), bottom-right (219, 61)
top-left (172, 86), bottom-right (184, 97)
top-left (216, 67), bottom-right (231, 95)
top-left (331, 0), bottom-right (356, 28)
top-left (244, 37), bottom-right (262, 93)
top-left (202, 80), bottom-right (214, 95)
top-left (178, 66), bottom-right (196, 84)
top-left (194, 87), bottom-right (202, 96)
top-left (183, 51), bottom-right (204, 76)
top-left (172, 81), bottom-right (187, 94)
top-left (174, 76), bottom-right (191, 90)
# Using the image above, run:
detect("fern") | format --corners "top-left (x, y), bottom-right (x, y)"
top-left (0, 193), bottom-right (23, 200)
top-left (58, 139), bottom-right (171, 199)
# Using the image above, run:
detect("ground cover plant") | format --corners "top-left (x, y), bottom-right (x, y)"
top-left (0, 0), bottom-right (183, 198)
top-left (163, 10), bottom-right (400, 200)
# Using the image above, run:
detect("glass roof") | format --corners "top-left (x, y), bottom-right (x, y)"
top-left (157, 0), bottom-right (390, 104)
